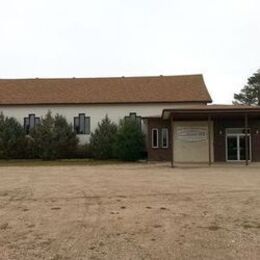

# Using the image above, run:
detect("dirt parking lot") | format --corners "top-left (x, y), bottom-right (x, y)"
top-left (0, 162), bottom-right (259, 260)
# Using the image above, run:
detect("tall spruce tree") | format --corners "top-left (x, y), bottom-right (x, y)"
top-left (234, 69), bottom-right (260, 106)
top-left (114, 118), bottom-right (145, 161)
top-left (31, 111), bottom-right (78, 160)
top-left (89, 115), bottom-right (117, 159)
top-left (0, 113), bottom-right (26, 159)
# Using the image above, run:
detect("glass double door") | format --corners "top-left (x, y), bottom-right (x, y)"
top-left (226, 134), bottom-right (251, 161)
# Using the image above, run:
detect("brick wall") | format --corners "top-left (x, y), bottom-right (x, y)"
top-left (214, 119), bottom-right (260, 162)
top-left (147, 118), bottom-right (172, 161)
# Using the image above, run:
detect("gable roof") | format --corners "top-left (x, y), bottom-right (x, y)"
top-left (0, 74), bottom-right (212, 105)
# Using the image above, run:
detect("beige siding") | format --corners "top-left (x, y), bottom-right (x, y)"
top-left (0, 103), bottom-right (205, 145)
top-left (173, 121), bottom-right (214, 163)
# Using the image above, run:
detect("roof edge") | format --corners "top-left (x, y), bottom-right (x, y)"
top-left (0, 74), bottom-right (204, 81)
top-left (0, 101), bottom-right (211, 106)
top-left (162, 105), bottom-right (260, 119)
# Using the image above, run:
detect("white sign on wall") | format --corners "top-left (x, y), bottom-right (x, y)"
top-left (176, 127), bottom-right (208, 142)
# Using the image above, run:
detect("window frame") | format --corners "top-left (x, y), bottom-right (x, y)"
top-left (161, 128), bottom-right (169, 149)
top-left (74, 113), bottom-right (90, 135)
top-left (152, 128), bottom-right (159, 149)
top-left (24, 114), bottom-right (40, 134)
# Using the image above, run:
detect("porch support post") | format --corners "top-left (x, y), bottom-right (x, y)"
top-left (245, 113), bottom-right (249, 166)
top-left (171, 114), bottom-right (174, 168)
top-left (208, 114), bottom-right (212, 166)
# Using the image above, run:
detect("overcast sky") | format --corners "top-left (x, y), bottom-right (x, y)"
top-left (0, 0), bottom-right (259, 104)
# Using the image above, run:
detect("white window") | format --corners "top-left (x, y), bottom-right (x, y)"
top-left (152, 128), bottom-right (159, 148)
top-left (161, 128), bottom-right (169, 148)
top-left (74, 113), bottom-right (90, 135)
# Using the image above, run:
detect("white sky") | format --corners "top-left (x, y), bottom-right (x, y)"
top-left (0, 0), bottom-right (259, 104)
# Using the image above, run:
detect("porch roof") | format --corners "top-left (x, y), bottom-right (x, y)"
top-left (162, 105), bottom-right (260, 120)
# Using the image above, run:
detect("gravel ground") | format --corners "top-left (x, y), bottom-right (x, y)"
top-left (0, 163), bottom-right (259, 260)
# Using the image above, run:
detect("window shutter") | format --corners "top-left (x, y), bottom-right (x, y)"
top-left (85, 117), bottom-right (90, 134)
top-left (35, 118), bottom-right (40, 126)
top-left (24, 118), bottom-right (29, 128)
top-left (74, 117), bottom-right (79, 133)
top-left (24, 118), bottom-right (29, 134)
top-left (79, 114), bottom-right (85, 134)
top-left (29, 114), bottom-right (35, 128)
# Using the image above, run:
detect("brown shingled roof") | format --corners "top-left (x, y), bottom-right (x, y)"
top-left (0, 74), bottom-right (212, 105)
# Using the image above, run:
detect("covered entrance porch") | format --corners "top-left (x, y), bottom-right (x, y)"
top-left (162, 105), bottom-right (260, 167)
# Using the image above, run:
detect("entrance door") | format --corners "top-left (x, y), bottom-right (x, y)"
top-left (227, 136), bottom-right (238, 160)
top-left (226, 130), bottom-right (251, 161)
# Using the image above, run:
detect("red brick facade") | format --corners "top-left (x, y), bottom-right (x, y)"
top-left (147, 118), bottom-right (260, 162)
top-left (147, 118), bottom-right (172, 161)
top-left (214, 119), bottom-right (260, 162)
